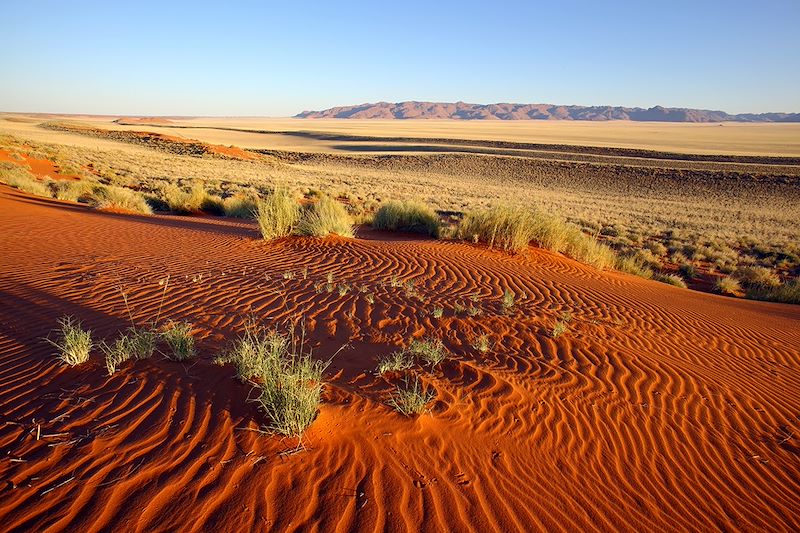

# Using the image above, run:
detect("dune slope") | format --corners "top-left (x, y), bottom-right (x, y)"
top-left (0, 187), bottom-right (798, 532)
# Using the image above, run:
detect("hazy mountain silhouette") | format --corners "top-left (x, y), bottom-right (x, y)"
top-left (296, 101), bottom-right (800, 122)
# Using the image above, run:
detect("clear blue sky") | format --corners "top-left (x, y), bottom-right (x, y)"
top-left (2, 0), bottom-right (798, 116)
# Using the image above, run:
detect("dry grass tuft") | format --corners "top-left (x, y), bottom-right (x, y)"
top-left (295, 195), bottom-right (354, 238)
top-left (408, 338), bottom-right (448, 368)
top-left (388, 376), bottom-right (436, 416)
top-left (256, 189), bottom-right (301, 240)
top-left (376, 350), bottom-right (414, 374)
top-left (161, 320), bottom-right (195, 361)
top-left (373, 200), bottom-right (441, 237)
top-left (715, 276), bottom-right (741, 295)
top-left (46, 316), bottom-right (92, 366)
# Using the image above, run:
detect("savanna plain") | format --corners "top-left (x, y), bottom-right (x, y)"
top-left (0, 114), bottom-right (798, 532)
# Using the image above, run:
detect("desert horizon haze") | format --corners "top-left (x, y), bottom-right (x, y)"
top-left (0, 1), bottom-right (799, 532)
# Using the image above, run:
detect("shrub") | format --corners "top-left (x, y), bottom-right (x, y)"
top-left (678, 263), bottom-right (697, 279)
top-left (373, 200), bottom-right (440, 237)
top-left (715, 276), bottom-right (741, 295)
top-left (408, 338), bottom-right (447, 368)
top-left (223, 194), bottom-right (259, 219)
top-left (95, 185), bottom-right (153, 214)
top-left (295, 195), bottom-right (354, 238)
top-left (376, 350), bottom-right (414, 374)
top-left (52, 180), bottom-right (96, 203)
top-left (735, 266), bottom-right (780, 288)
top-left (45, 316), bottom-right (92, 366)
top-left (388, 376), bottom-right (435, 416)
top-left (201, 194), bottom-right (225, 215)
top-left (472, 334), bottom-right (492, 353)
top-left (161, 320), bottom-right (195, 361)
top-left (161, 183), bottom-right (210, 214)
top-left (654, 273), bottom-right (687, 288)
top-left (256, 189), bottom-right (300, 240)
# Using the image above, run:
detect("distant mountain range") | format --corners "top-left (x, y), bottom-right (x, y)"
top-left (296, 101), bottom-right (800, 122)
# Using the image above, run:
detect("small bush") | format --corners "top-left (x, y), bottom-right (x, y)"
top-left (295, 195), bottom-right (354, 238)
top-left (746, 279), bottom-right (800, 305)
top-left (715, 276), bottom-right (741, 295)
top-left (161, 321), bottom-right (195, 361)
top-left (373, 200), bottom-right (440, 237)
top-left (678, 263), bottom-right (697, 279)
top-left (458, 206), bottom-right (534, 252)
top-left (615, 255), bottom-right (653, 279)
top-left (256, 189), bottom-right (301, 240)
top-left (501, 289), bottom-right (515, 313)
top-left (376, 350), bottom-right (414, 374)
top-left (408, 338), bottom-right (447, 368)
top-left (46, 316), bottom-right (92, 366)
top-left (388, 376), bottom-right (435, 416)
top-left (654, 273), bottom-right (687, 288)
top-left (161, 183), bottom-right (211, 214)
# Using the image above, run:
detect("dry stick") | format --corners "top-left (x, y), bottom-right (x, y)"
top-left (153, 274), bottom-right (170, 326)
top-left (40, 476), bottom-right (75, 496)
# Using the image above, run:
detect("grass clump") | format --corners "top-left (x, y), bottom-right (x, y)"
top-left (501, 289), bottom-right (515, 313)
top-left (219, 323), bottom-right (329, 437)
top-left (654, 273), bottom-right (687, 288)
top-left (715, 276), bottom-right (741, 295)
top-left (100, 327), bottom-right (158, 375)
top-left (551, 320), bottom-right (569, 338)
top-left (373, 200), bottom-right (440, 237)
top-left (256, 189), bottom-right (301, 240)
top-left (746, 279), bottom-right (800, 304)
top-left (45, 316), bottom-right (92, 366)
top-left (408, 338), bottom-right (447, 368)
top-left (295, 195), bottom-right (354, 238)
top-left (161, 320), bottom-right (195, 361)
top-left (388, 376), bottom-right (436, 416)
top-left (615, 255), bottom-right (654, 279)
top-left (472, 334), bottom-right (492, 353)
top-left (52, 180), bottom-right (96, 202)
top-left (0, 164), bottom-right (53, 197)
top-left (95, 185), bottom-right (153, 214)
top-left (735, 266), bottom-right (781, 289)
top-left (376, 350), bottom-right (414, 374)
top-left (161, 183), bottom-right (213, 214)
top-left (458, 206), bottom-right (534, 252)
top-left (223, 194), bottom-right (259, 219)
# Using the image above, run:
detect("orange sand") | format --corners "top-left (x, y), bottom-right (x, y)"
top-left (0, 186), bottom-right (798, 531)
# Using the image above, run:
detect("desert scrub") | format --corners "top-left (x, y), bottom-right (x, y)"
top-left (45, 316), bottom-right (92, 366)
top-left (52, 180), bottom-right (96, 202)
top-left (735, 266), bottom-right (781, 289)
top-left (615, 255), bottom-right (653, 279)
top-left (161, 320), bottom-right (195, 361)
top-left (388, 376), bottom-right (436, 416)
top-left (161, 183), bottom-right (211, 214)
top-left (217, 326), bottom-right (289, 381)
top-left (458, 206), bottom-right (534, 252)
top-left (376, 350), bottom-right (414, 374)
top-left (715, 276), bottom-right (741, 295)
top-left (501, 289), bottom-right (515, 313)
top-left (408, 338), bottom-right (447, 368)
top-left (654, 273), bottom-right (687, 288)
top-left (295, 195), bottom-right (354, 237)
top-left (372, 200), bottom-right (441, 237)
top-left (431, 306), bottom-right (444, 318)
top-left (256, 188), bottom-right (300, 240)
top-left (746, 279), bottom-right (800, 304)
top-left (95, 185), bottom-right (153, 214)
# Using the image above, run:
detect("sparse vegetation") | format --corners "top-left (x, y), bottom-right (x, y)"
top-left (551, 320), bottom-right (569, 338)
top-left (372, 200), bottom-right (441, 237)
top-left (95, 185), bottom-right (153, 214)
top-left (161, 320), bottom-right (195, 361)
top-left (295, 195), bottom-right (354, 238)
top-left (376, 350), bottom-right (414, 374)
top-left (472, 334), bottom-right (492, 353)
top-left (223, 194), bottom-right (259, 218)
top-left (388, 376), bottom-right (436, 416)
top-left (715, 276), bottom-right (741, 295)
top-left (655, 273), bottom-right (687, 288)
top-left (45, 316), bottom-right (92, 366)
top-left (408, 338), bottom-right (447, 368)
top-left (501, 289), bottom-right (515, 313)
top-left (256, 188), bottom-right (301, 240)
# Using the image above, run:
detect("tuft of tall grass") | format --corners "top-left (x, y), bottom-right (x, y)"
top-left (0, 164), bottom-right (53, 197)
top-left (746, 279), bottom-right (800, 304)
top-left (45, 316), bottom-right (92, 366)
top-left (256, 188), bottom-right (300, 240)
top-left (161, 183), bottom-right (212, 214)
top-left (223, 194), bottom-right (259, 219)
top-left (735, 266), bottom-right (781, 289)
top-left (551, 320), bottom-right (569, 338)
top-left (52, 180), bottom-right (96, 203)
top-left (615, 255), bottom-right (654, 279)
top-left (95, 185), bottom-right (153, 214)
top-left (715, 276), bottom-right (741, 295)
top-left (161, 320), bottom-right (195, 361)
top-left (372, 200), bottom-right (440, 237)
top-left (388, 376), bottom-right (436, 416)
top-left (295, 195), bottom-right (354, 238)
top-left (654, 273), bottom-right (687, 288)
top-left (219, 323), bottom-right (329, 436)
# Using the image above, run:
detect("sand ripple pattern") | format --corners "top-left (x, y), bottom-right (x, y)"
top-left (0, 188), bottom-right (799, 532)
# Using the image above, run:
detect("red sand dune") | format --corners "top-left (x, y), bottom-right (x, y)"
top-left (0, 186), bottom-right (798, 531)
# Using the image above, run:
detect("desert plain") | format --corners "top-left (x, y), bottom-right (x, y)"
top-left (0, 114), bottom-right (798, 531)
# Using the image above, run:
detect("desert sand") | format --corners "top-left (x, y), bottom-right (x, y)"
top-left (0, 184), bottom-right (798, 531)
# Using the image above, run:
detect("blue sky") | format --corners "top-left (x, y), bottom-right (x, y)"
top-left (2, 0), bottom-right (798, 115)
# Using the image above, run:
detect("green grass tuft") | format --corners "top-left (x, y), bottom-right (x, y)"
top-left (373, 200), bottom-right (441, 237)
top-left (388, 376), bottom-right (436, 416)
top-left (408, 338), bottom-right (448, 368)
top-left (161, 320), bottom-right (195, 361)
top-left (295, 195), bottom-right (354, 238)
top-left (256, 189), bottom-right (301, 240)
top-left (46, 316), bottom-right (92, 366)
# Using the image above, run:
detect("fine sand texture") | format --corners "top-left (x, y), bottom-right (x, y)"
top-left (0, 186), bottom-right (799, 531)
